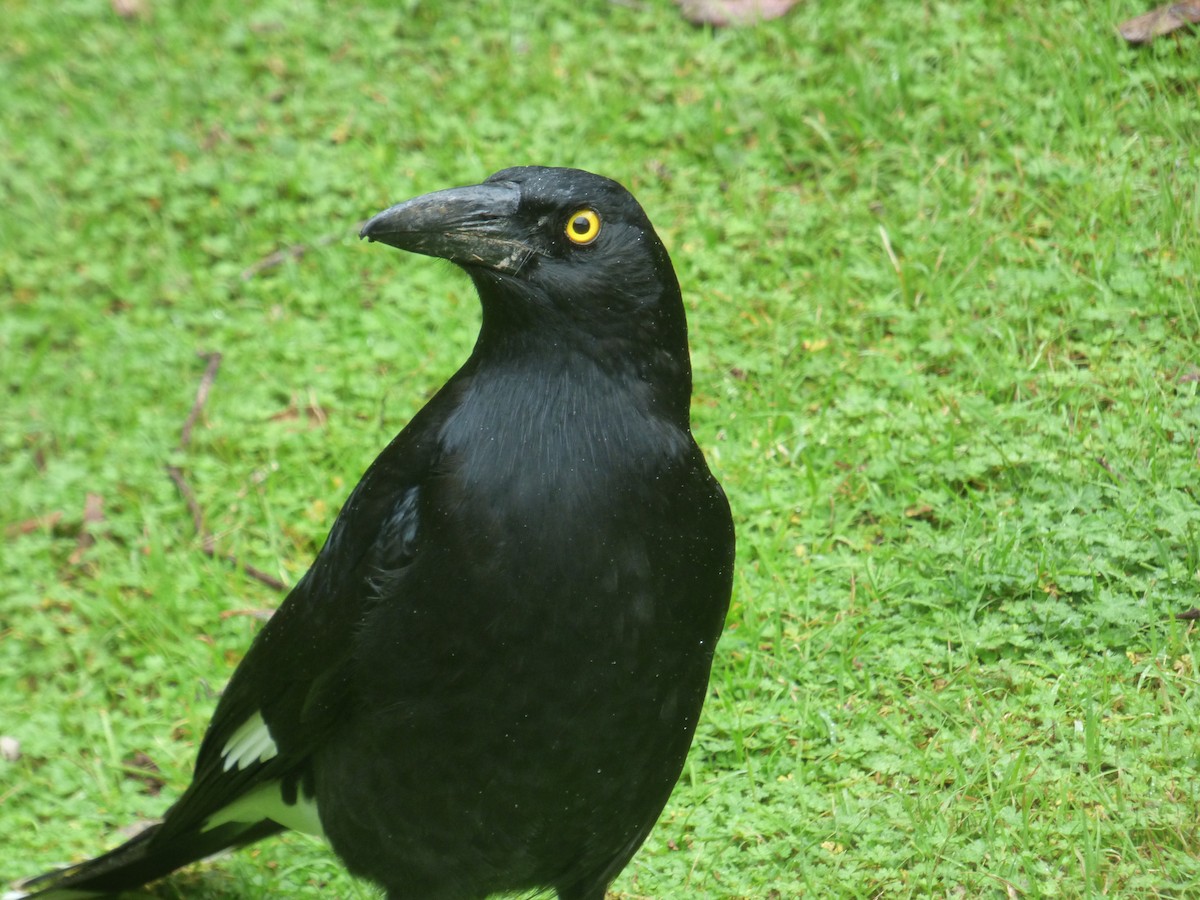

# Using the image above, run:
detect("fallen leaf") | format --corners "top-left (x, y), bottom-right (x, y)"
top-left (904, 504), bottom-right (938, 523)
top-left (111, 0), bottom-right (147, 19)
top-left (68, 493), bottom-right (105, 565)
top-left (676, 0), bottom-right (801, 27)
top-left (5, 510), bottom-right (63, 537)
top-left (124, 751), bottom-right (166, 795)
top-left (268, 393), bottom-right (329, 429)
top-left (1119, 1), bottom-right (1200, 44)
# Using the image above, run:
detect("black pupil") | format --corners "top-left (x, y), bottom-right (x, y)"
top-left (572, 215), bottom-right (590, 234)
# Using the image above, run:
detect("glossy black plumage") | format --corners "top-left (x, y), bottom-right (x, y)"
top-left (10, 166), bottom-right (734, 900)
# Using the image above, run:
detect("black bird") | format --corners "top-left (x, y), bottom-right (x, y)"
top-left (10, 166), bottom-right (735, 900)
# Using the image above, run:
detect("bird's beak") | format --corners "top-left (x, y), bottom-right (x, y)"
top-left (360, 181), bottom-right (535, 274)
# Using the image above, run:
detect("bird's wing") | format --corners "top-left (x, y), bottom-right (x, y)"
top-left (12, 452), bottom-right (432, 898)
top-left (151, 452), bottom-right (428, 844)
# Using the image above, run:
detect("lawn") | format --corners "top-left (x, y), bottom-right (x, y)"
top-left (2, 0), bottom-right (1199, 897)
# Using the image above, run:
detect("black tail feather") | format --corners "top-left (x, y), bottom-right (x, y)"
top-left (12, 820), bottom-right (283, 899)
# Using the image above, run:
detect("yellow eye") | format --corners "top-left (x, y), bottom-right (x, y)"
top-left (565, 209), bottom-right (601, 245)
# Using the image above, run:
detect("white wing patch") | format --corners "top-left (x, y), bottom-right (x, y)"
top-left (221, 711), bottom-right (279, 772)
top-left (203, 779), bottom-right (325, 837)
top-left (208, 713), bottom-right (325, 837)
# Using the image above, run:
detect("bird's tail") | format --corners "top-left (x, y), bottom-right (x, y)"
top-left (6, 819), bottom-right (282, 899)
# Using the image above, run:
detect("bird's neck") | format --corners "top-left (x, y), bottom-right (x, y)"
top-left (469, 282), bottom-right (694, 431)
top-left (439, 345), bottom-right (695, 487)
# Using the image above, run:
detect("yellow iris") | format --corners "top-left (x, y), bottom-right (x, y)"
top-left (565, 209), bottom-right (601, 245)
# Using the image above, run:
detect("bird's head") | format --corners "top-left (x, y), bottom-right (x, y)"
top-left (361, 167), bottom-right (691, 409)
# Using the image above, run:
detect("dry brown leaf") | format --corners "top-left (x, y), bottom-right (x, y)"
top-left (124, 751), bottom-right (166, 795)
top-left (68, 493), bottom-right (105, 565)
top-left (111, 0), bottom-right (147, 19)
top-left (5, 510), bottom-right (63, 537)
top-left (268, 393), bottom-right (329, 428)
top-left (904, 504), bottom-right (938, 523)
top-left (676, 0), bottom-right (801, 27)
top-left (1119, 1), bottom-right (1200, 44)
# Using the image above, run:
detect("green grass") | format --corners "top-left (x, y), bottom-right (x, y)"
top-left (3, 0), bottom-right (1199, 896)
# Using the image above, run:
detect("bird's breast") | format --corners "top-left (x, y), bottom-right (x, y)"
top-left (436, 363), bottom-right (690, 518)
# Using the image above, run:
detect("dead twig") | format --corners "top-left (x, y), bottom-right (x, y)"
top-left (179, 351), bottom-right (222, 450)
top-left (239, 226), bottom-right (364, 281)
top-left (218, 556), bottom-right (287, 593)
top-left (164, 463), bottom-right (213, 555)
top-left (220, 608), bottom-right (277, 622)
top-left (166, 352), bottom-right (288, 594)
